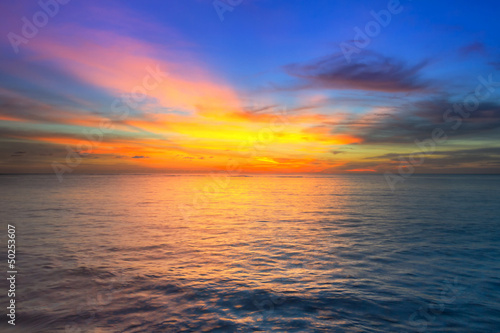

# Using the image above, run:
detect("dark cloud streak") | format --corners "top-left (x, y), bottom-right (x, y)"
top-left (283, 52), bottom-right (432, 93)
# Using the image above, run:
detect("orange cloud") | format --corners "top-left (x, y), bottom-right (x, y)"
top-left (28, 28), bottom-right (241, 117)
top-left (0, 23), bottom-right (371, 174)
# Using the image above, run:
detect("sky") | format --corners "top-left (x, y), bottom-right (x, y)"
top-left (0, 0), bottom-right (499, 175)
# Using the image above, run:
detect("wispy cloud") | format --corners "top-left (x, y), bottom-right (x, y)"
top-left (283, 52), bottom-right (431, 93)
top-left (459, 42), bottom-right (487, 57)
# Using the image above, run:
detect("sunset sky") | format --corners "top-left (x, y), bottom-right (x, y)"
top-left (1, 0), bottom-right (499, 174)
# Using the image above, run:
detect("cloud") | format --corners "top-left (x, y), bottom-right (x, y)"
top-left (489, 61), bottom-right (500, 70)
top-left (10, 151), bottom-right (26, 157)
top-left (0, 88), bottom-right (103, 127)
top-left (459, 42), bottom-right (487, 57)
top-left (20, 26), bottom-right (242, 120)
top-left (331, 98), bottom-right (500, 145)
top-left (370, 147), bottom-right (500, 161)
top-left (283, 52), bottom-right (431, 93)
top-left (371, 147), bottom-right (500, 173)
top-left (132, 155), bottom-right (149, 159)
top-left (320, 147), bottom-right (500, 174)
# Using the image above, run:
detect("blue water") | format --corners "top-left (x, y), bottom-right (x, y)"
top-left (1, 174), bottom-right (499, 332)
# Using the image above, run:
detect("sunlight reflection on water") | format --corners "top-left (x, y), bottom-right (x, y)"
top-left (0, 174), bottom-right (499, 332)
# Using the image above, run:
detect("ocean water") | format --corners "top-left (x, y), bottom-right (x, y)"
top-left (1, 174), bottom-right (499, 332)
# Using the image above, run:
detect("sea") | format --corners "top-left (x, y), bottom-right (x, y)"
top-left (0, 174), bottom-right (499, 332)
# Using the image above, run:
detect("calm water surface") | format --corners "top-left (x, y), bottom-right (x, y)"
top-left (1, 174), bottom-right (499, 332)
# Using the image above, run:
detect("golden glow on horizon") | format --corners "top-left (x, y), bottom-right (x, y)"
top-left (0, 26), bottom-right (373, 174)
